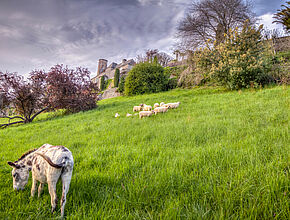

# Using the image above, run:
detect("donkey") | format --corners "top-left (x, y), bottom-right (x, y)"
top-left (7, 144), bottom-right (74, 217)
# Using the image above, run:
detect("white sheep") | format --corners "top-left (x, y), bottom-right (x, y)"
top-left (139, 110), bottom-right (154, 119)
top-left (115, 113), bottom-right (120, 118)
top-left (160, 102), bottom-right (165, 106)
top-left (143, 104), bottom-right (152, 111)
top-left (133, 106), bottom-right (142, 112)
top-left (167, 102), bottom-right (181, 109)
top-left (161, 103), bottom-right (170, 108)
top-left (153, 103), bottom-right (160, 108)
top-left (126, 113), bottom-right (132, 117)
top-left (154, 106), bottom-right (168, 115)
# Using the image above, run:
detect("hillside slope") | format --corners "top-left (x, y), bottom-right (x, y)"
top-left (0, 86), bottom-right (289, 219)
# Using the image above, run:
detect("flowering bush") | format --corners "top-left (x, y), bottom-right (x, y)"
top-left (191, 21), bottom-right (273, 89)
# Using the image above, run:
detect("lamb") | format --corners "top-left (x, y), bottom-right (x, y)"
top-left (115, 113), bottom-right (120, 117)
top-left (139, 110), bottom-right (154, 119)
top-left (143, 104), bottom-right (152, 111)
top-left (126, 113), bottom-right (132, 117)
top-left (153, 103), bottom-right (160, 108)
top-left (153, 106), bottom-right (168, 115)
top-left (7, 144), bottom-right (74, 218)
top-left (133, 106), bottom-right (142, 112)
top-left (167, 102), bottom-right (181, 109)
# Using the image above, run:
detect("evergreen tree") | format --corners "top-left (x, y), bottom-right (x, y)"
top-left (117, 76), bottom-right (125, 93)
top-left (100, 76), bottom-right (105, 91)
top-left (114, 68), bottom-right (120, 87)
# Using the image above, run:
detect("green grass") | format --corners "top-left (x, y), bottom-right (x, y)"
top-left (0, 86), bottom-right (289, 219)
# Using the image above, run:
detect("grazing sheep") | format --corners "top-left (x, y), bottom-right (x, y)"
top-left (161, 103), bottom-right (170, 108)
top-left (126, 113), bottom-right (132, 117)
top-left (115, 113), bottom-right (120, 118)
top-left (167, 102), bottom-right (181, 109)
top-left (143, 105), bottom-right (152, 111)
top-left (139, 110), bottom-right (154, 119)
top-left (133, 106), bottom-right (142, 112)
top-left (154, 106), bottom-right (168, 115)
top-left (160, 102), bottom-right (165, 106)
top-left (7, 144), bottom-right (74, 218)
top-left (153, 103), bottom-right (160, 108)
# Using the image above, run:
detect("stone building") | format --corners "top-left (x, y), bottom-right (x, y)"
top-left (91, 58), bottom-right (136, 88)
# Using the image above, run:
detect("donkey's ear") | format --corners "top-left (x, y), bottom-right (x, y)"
top-left (7, 161), bottom-right (20, 169)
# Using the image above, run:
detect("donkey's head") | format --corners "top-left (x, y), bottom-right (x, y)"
top-left (7, 161), bottom-right (30, 191)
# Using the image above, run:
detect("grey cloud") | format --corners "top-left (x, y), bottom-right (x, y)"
top-left (0, 0), bottom-right (283, 76)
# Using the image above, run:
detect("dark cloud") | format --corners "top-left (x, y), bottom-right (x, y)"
top-left (0, 0), bottom-right (285, 76)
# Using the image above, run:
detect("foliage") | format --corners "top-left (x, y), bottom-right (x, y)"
top-left (124, 62), bottom-right (168, 96)
top-left (100, 75), bottom-right (105, 91)
top-left (0, 71), bottom-right (48, 128)
top-left (0, 86), bottom-right (289, 219)
top-left (45, 65), bottom-right (99, 113)
top-left (269, 52), bottom-right (290, 85)
top-left (188, 22), bottom-right (274, 90)
top-left (164, 66), bottom-right (187, 78)
top-left (104, 79), bottom-right (112, 90)
top-left (177, 0), bottom-right (254, 50)
top-left (273, 1), bottom-right (290, 33)
top-left (165, 77), bottom-right (178, 90)
top-left (0, 65), bottom-right (99, 128)
top-left (114, 68), bottom-right (120, 87)
top-left (117, 76), bottom-right (125, 94)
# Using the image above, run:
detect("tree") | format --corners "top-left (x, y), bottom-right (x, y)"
top-left (114, 68), bottom-right (120, 87)
top-left (136, 49), bottom-right (172, 66)
top-left (0, 71), bottom-right (48, 128)
top-left (124, 62), bottom-right (168, 95)
top-left (117, 76), bottom-right (126, 94)
top-left (273, 1), bottom-right (290, 33)
top-left (45, 65), bottom-right (99, 113)
top-left (177, 0), bottom-right (254, 50)
top-left (0, 65), bottom-right (99, 128)
top-left (156, 52), bottom-right (173, 66)
top-left (100, 75), bottom-right (105, 91)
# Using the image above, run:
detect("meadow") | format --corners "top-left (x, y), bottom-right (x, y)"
top-left (0, 86), bottom-right (289, 219)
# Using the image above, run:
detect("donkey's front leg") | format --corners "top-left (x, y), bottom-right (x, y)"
top-left (48, 181), bottom-right (58, 213)
top-left (31, 177), bottom-right (37, 197)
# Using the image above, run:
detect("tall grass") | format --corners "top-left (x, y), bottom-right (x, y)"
top-left (0, 86), bottom-right (289, 219)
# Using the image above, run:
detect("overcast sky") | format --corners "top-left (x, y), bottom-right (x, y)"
top-left (0, 0), bottom-right (286, 77)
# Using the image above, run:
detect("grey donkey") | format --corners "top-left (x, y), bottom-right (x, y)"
top-left (7, 144), bottom-right (74, 218)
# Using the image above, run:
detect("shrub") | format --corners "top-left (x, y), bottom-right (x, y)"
top-left (114, 68), bottom-right (120, 87)
top-left (164, 66), bottom-right (187, 78)
top-left (207, 21), bottom-right (273, 89)
top-left (124, 62), bottom-right (168, 96)
top-left (166, 77), bottom-right (178, 90)
top-left (117, 76), bottom-right (125, 93)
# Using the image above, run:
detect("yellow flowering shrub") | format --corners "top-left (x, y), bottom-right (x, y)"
top-left (193, 21), bottom-right (273, 89)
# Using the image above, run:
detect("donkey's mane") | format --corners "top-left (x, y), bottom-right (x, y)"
top-left (14, 148), bottom-right (38, 162)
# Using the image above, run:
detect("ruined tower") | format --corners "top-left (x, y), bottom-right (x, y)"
top-left (97, 59), bottom-right (108, 75)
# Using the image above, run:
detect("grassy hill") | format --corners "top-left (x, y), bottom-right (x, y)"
top-left (0, 86), bottom-right (289, 219)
